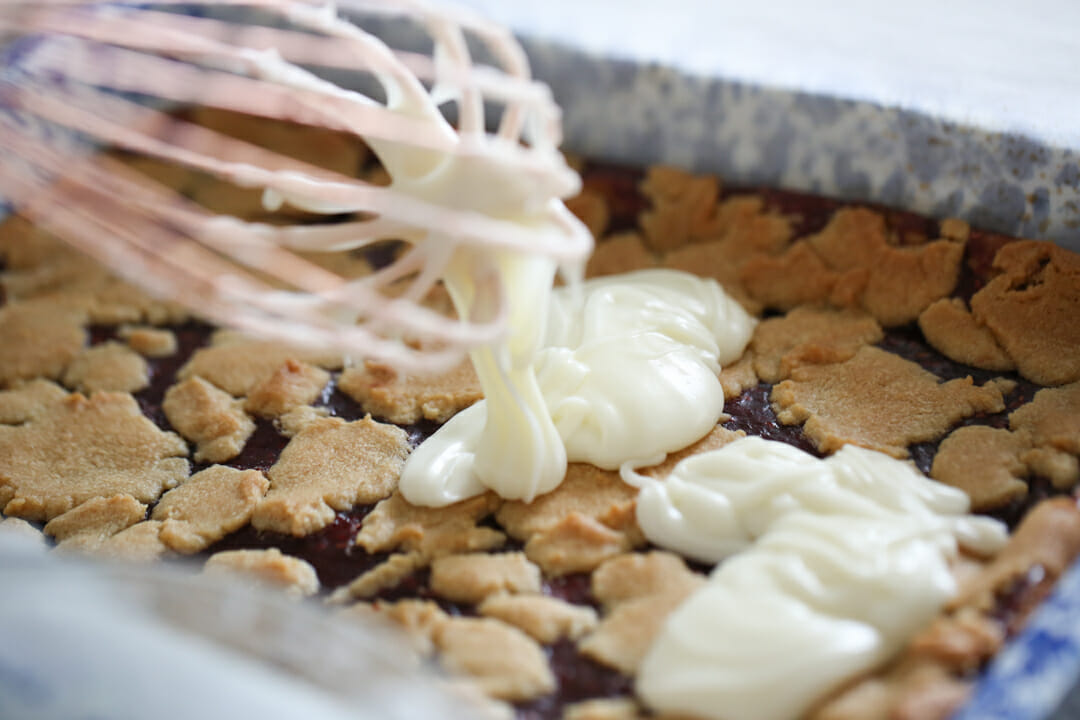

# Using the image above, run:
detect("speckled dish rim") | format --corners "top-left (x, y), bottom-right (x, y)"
top-left (516, 36), bottom-right (1080, 253)
top-left (1, 15), bottom-right (1080, 720)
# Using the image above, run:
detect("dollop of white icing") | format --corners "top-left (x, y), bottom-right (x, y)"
top-left (630, 437), bottom-right (1008, 720)
top-left (399, 269), bottom-right (756, 505)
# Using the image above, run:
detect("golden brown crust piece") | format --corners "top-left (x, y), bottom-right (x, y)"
top-left (566, 189), bottom-right (611, 239)
top-left (44, 493), bottom-right (147, 553)
top-left (243, 359), bottom-right (330, 418)
top-left (356, 491), bottom-right (505, 560)
top-left (580, 551), bottom-right (706, 674)
top-left (0, 299), bottom-right (87, 388)
top-left (742, 208), bottom-right (963, 326)
top-left (917, 298), bottom-right (1015, 372)
top-left (252, 415), bottom-right (409, 536)
top-left (717, 351), bottom-right (759, 400)
top-left (750, 306), bottom-right (884, 383)
top-left (970, 240), bottom-right (1080, 385)
top-left (0, 379), bottom-right (67, 424)
top-left (153, 465), bottom-right (270, 554)
top-left (63, 341), bottom-right (150, 394)
top-left (118, 325), bottom-right (178, 358)
top-left (177, 330), bottom-right (343, 397)
top-left (0, 390), bottom-right (188, 522)
top-left (930, 426), bottom-right (1029, 511)
top-left (1010, 381), bottom-right (1080, 455)
top-left (429, 552), bottom-right (542, 604)
top-left (203, 547), bottom-right (320, 597)
top-left (331, 552), bottom-right (425, 602)
top-left (477, 594), bottom-right (599, 644)
top-left (659, 193), bottom-right (792, 316)
top-left (524, 513), bottom-right (633, 577)
top-left (338, 357), bottom-right (481, 425)
top-left (497, 463), bottom-right (639, 541)
top-left (586, 233), bottom-right (657, 279)
top-left (95, 520), bottom-right (171, 562)
top-left (638, 166), bottom-right (723, 252)
top-left (163, 376), bottom-right (255, 464)
top-left (772, 346), bottom-right (1005, 458)
top-left (434, 617), bottom-right (556, 702)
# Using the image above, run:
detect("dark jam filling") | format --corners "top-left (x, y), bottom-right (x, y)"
top-left (45, 171), bottom-right (1064, 719)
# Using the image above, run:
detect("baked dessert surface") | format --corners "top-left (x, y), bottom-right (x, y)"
top-left (2, 112), bottom-right (1080, 720)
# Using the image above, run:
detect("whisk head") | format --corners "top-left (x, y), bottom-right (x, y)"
top-left (0, 0), bottom-right (592, 372)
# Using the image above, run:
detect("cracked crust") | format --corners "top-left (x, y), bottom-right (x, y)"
top-left (742, 208), bottom-right (963, 326)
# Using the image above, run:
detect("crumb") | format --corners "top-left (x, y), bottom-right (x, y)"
top-left (639, 166), bottom-right (722, 251)
top-left (0, 379), bottom-right (67, 424)
top-left (580, 551), bottom-right (706, 674)
top-left (331, 552), bottom-right (425, 603)
top-left (718, 351), bottom-right (760, 399)
top-left (118, 325), bottom-right (178, 357)
top-left (566, 189), bottom-right (611, 239)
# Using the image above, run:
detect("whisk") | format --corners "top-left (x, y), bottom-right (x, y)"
top-left (0, 0), bottom-right (592, 371)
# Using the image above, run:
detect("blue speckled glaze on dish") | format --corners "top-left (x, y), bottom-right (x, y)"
top-left (520, 38), bottom-right (1080, 253)
top-left (954, 560), bottom-right (1080, 720)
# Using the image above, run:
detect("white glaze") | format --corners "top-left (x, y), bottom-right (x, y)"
top-left (399, 269), bottom-right (756, 505)
top-left (631, 438), bottom-right (1007, 720)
